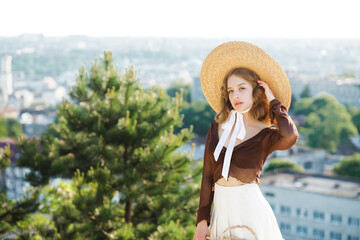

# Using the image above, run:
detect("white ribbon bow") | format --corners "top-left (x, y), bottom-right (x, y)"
top-left (213, 105), bottom-right (252, 181)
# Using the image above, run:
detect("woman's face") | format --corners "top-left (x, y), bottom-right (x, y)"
top-left (227, 74), bottom-right (254, 111)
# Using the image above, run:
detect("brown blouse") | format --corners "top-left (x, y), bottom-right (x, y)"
top-left (195, 98), bottom-right (299, 227)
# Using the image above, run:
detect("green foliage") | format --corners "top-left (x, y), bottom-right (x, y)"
top-left (166, 79), bottom-right (216, 137)
top-left (352, 113), bottom-right (360, 134)
top-left (263, 158), bottom-right (304, 173)
top-left (294, 93), bottom-right (358, 153)
top-left (1, 51), bottom-right (201, 239)
top-left (300, 83), bottom-right (311, 98)
top-left (11, 213), bottom-right (58, 239)
top-left (180, 99), bottom-right (215, 136)
top-left (333, 153), bottom-right (360, 179)
top-left (292, 97), bottom-right (313, 115)
top-left (0, 144), bottom-right (40, 237)
top-left (148, 220), bottom-right (192, 240)
top-left (0, 186), bottom-right (40, 237)
top-left (0, 144), bottom-right (11, 169)
top-left (0, 116), bottom-right (23, 139)
top-left (290, 94), bottom-right (297, 109)
top-left (5, 118), bottom-right (24, 138)
top-left (346, 105), bottom-right (360, 134)
top-left (166, 78), bottom-right (191, 103)
top-left (0, 118), bottom-right (8, 137)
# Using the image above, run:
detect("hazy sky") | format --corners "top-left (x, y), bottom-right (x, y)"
top-left (1, 0), bottom-right (360, 38)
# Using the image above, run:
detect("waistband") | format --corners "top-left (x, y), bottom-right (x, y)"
top-left (214, 182), bottom-right (258, 190)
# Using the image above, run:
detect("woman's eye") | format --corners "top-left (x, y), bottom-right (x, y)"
top-left (228, 88), bottom-right (245, 93)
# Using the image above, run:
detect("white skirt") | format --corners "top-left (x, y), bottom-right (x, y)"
top-left (209, 182), bottom-right (285, 240)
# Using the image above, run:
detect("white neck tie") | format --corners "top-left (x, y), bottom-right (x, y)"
top-left (213, 104), bottom-right (252, 181)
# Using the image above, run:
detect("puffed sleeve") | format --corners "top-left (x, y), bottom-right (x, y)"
top-left (195, 123), bottom-right (214, 227)
top-left (266, 98), bottom-right (299, 155)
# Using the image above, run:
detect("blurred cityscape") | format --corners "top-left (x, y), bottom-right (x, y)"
top-left (0, 35), bottom-right (360, 239)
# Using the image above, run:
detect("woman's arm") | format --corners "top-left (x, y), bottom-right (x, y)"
top-left (266, 98), bottom-right (299, 154)
top-left (256, 80), bottom-right (299, 154)
top-left (195, 123), bottom-right (214, 227)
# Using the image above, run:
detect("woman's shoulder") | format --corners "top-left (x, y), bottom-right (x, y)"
top-left (253, 121), bottom-right (271, 130)
top-left (254, 122), bottom-right (277, 135)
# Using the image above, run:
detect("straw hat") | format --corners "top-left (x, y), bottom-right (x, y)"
top-left (200, 41), bottom-right (292, 126)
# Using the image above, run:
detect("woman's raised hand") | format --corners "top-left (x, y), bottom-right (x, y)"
top-left (257, 79), bottom-right (275, 103)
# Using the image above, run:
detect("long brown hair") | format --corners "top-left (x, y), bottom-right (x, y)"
top-left (214, 67), bottom-right (269, 125)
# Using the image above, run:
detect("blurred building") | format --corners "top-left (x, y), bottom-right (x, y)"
top-left (19, 107), bottom-right (56, 137)
top-left (0, 56), bottom-right (13, 96)
top-left (13, 89), bottom-right (35, 108)
top-left (288, 72), bottom-right (360, 108)
top-left (270, 144), bottom-right (327, 174)
top-left (260, 170), bottom-right (360, 240)
top-left (0, 138), bottom-right (31, 200)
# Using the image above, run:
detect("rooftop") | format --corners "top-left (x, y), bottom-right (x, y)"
top-left (261, 169), bottom-right (360, 199)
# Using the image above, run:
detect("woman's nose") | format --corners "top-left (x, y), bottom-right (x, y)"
top-left (233, 90), bottom-right (240, 98)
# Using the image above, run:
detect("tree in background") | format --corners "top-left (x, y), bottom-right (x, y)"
top-left (290, 94), bottom-right (297, 109)
top-left (166, 79), bottom-right (216, 137)
top-left (345, 104), bottom-right (360, 134)
top-left (181, 99), bottom-right (215, 137)
top-left (293, 93), bottom-right (358, 153)
top-left (300, 83), bottom-right (311, 98)
top-left (1, 51), bottom-right (203, 239)
top-left (166, 78), bottom-right (191, 103)
top-left (263, 158), bottom-right (304, 173)
top-left (0, 118), bottom-right (6, 137)
top-left (351, 111), bottom-right (360, 134)
top-left (0, 117), bottom-right (24, 139)
top-left (333, 153), bottom-right (360, 180)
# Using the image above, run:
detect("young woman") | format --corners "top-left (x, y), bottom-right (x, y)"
top-left (193, 42), bottom-right (299, 240)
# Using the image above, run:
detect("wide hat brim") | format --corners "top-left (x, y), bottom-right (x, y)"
top-left (200, 41), bottom-right (291, 126)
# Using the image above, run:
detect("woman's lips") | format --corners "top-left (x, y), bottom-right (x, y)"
top-left (235, 102), bottom-right (243, 106)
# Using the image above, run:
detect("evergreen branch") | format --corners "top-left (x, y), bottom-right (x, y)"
top-left (168, 159), bottom-right (187, 171)
top-left (75, 184), bottom-right (96, 221)
top-left (18, 139), bottom-right (47, 186)
top-left (100, 228), bottom-right (115, 239)
top-left (0, 208), bottom-right (11, 220)
top-left (62, 127), bottom-right (75, 150)
top-left (64, 105), bottom-right (82, 129)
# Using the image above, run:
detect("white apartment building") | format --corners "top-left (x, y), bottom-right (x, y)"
top-left (268, 144), bottom-right (358, 177)
top-left (288, 72), bottom-right (360, 108)
top-left (259, 170), bottom-right (360, 240)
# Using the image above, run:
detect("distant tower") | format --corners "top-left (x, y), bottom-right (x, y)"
top-left (0, 56), bottom-right (13, 95)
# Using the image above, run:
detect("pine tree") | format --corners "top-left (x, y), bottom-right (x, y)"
top-left (0, 145), bottom-right (40, 237)
top-left (4, 51), bottom-right (200, 239)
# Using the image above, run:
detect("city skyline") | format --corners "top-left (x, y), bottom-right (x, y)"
top-left (1, 0), bottom-right (360, 39)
